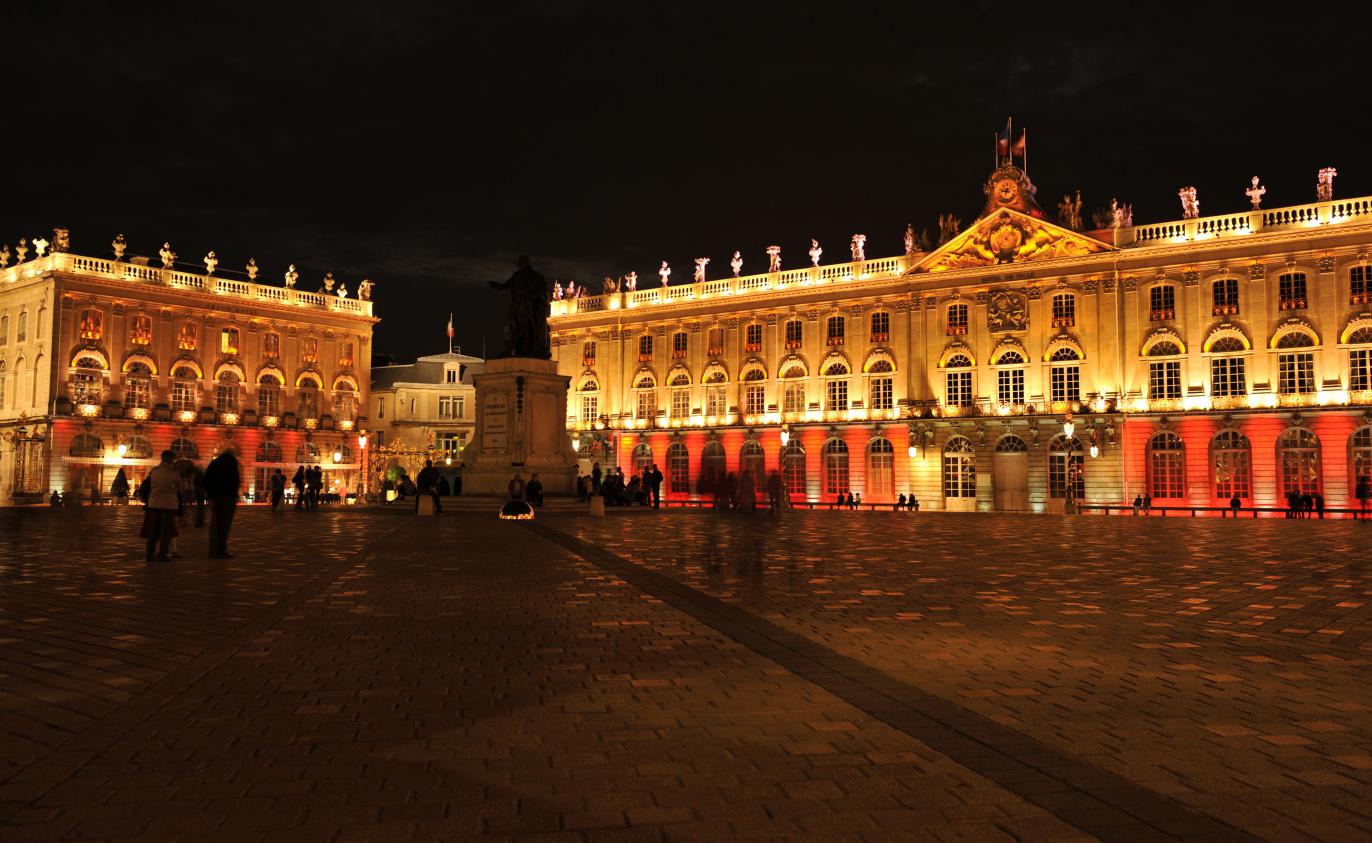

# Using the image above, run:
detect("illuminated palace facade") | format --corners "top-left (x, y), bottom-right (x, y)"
top-left (0, 242), bottom-right (377, 503)
top-left (549, 165), bottom-right (1372, 512)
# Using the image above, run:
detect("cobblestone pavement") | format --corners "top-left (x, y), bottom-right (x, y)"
top-left (0, 506), bottom-right (1367, 841)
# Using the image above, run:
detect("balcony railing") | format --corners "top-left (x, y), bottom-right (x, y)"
top-left (707, 346), bottom-right (724, 356)
top-left (1352, 291), bottom-right (1371, 306)
top-left (744, 342), bottom-right (762, 352)
top-left (1126, 195), bottom-right (1372, 246)
top-left (785, 339), bottom-right (803, 350)
top-left (826, 335), bottom-right (845, 346)
top-left (671, 349), bottom-right (688, 359)
top-left (1150, 308), bottom-right (1175, 322)
top-left (1278, 297), bottom-right (1307, 311)
top-left (1051, 316), bottom-right (1075, 328)
top-left (638, 353), bottom-right (653, 363)
top-left (946, 324), bottom-right (968, 336)
top-left (1212, 303), bottom-right (1240, 317)
top-left (870, 331), bottom-right (889, 343)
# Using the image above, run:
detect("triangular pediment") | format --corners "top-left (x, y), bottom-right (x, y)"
top-left (909, 208), bottom-right (1114, 274)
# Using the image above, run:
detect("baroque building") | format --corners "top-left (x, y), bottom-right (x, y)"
top-left (0, 239), bottom-right (378, 503)
top-left (548, 163), bottom-right (1372, 512)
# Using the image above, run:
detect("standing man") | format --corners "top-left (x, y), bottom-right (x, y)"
top-left (143, 450), bottom-right (181, 563)
top-left (269, 469), bottom-right (286, 511)
top-left (646, 463), bottom-right (663, 510)
top-left (416, 459), bottom-right (442, 514)
top-left (204, 446), bottom-right (241, 559)
top-left (1357, 475), bottom-right (1371, 519)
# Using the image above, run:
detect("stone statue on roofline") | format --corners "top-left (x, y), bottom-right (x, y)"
top-left (357, 278), bottom-right (373, 300)
top-left (730, 250), bottom-right (742, 277)
top-left (552, 280), bottom-right (563, 301)
top-left (658, 260), bottom-right (671, 286)
top-left (16, 238), bottom-right (29, 261)
top-left (112, 234), bottom-right (127, 260)
top-left (159, 241), bottom-right (176, 268)
top-left (246, 258), bottom-right (259, 280)
top-left (937, 214), bottom-right (961, 245)
top-left (693, 257), bottom-right (709, 283)
top-left (32, 237), bottom-right (49, 258)
top-left (52, 227), bottom-right (70, 253)
top-left (0, 244), bottom-right (9, 266)
top-left (1318, 167), bottom-right (1337, 201)
top-left (284, 264), bottom-right (299, 288)
top-left (204, 251), bottom-right (218, 275)
top-left (623, 270), bottom-right (637, 291)
top-left (1245, 176), bottom-right (1266, 210)
top-left (903, 223), bottom-right (914, 256)
top-left (850, 234), bottom-right (866, 261)
top-left (488, 255), bottom-right (550, 359)
top-left (1178, 186), bottom-right (1199, 219)
top-left (337, 283), bottom-right (348, 299)
top-left (322, 272), bottom-right (335, 293)
top-left (1058, 191), bottom-right (1083, 231)
top-left (808, 239), bottom-right (822, 266)
top-left (602, 276), bottom-right (617, 294)
top-left (766, 245), bottom-right (781, 272)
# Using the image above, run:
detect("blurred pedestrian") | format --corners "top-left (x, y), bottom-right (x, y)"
top-left (526, 473), bottom-right (544, 506)
top-left (292, 465), bottom-right (306, 509)
top-left (204, 448), bottom-right (240, 559)
top-left (140, 450), bottom-right (181, 563)
top-left (270, 468), bottom-right (286, 510)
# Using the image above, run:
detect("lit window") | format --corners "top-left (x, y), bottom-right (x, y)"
top-left (215, 371), bottom-right (240, 413)
top-left (1212, 430), bottom-right (1251, 500)
top-left (1148, 361), bottom-right (1182, 399)
top-left (339, 341), bottom-right (354, 367)
top-left (1212, 278), bottom-right (1239, 317)
top-left (263, 332), bottom-right (280, 359)
top-left (672, 331), bottom-right (688, 359)
top-left (870, 311), bottom-right (890, 343)
top-left (638, 335), bottom-right (653, 361)
top-left (1278, 428), bottom-right (1321, 496)
top-left (258, 375), bottom-right (281, 415)
top-left (745, 323), bottom-right (763, 352)
top-left (1149, 285), bottom-right (1175, 321)
top-left (130, 314), bottom-right (152, 346)
top-left (1352, 266), bottom-right (1371, 305)
top-left (1051, 294), bottom-right (1076, 328)
top-left (869, 376), bottom-right (893, 411)
top-left (1048, 435), bottom-right (1084, 500)
top-left (123, 362), bottom-right (152, 410)
top-left (671, 388), bottom-right (690, 418)
top-left (1210, 355), bottom-right (1246, 397)
top-left (706, 385), bottom-right (727, 416)
top-left (707, 327), bottom-right (723, 357)
top-left (667, 442), bottom-right (690, 494)
top-left (302, 336), bottom-right (318, 364)
top-left (942, 436), bottom-right (975, 498)
top-left (1049, 347), bottom-right (1081, 403)
top-left (178, 323), bottom-right (197, 351)
top-left (784, 320), bottom-right (803, 349)
top-left (1278, 273), bottom-right (1307, 311)
top-left (220, 327), bottom-right (240, 355)
top-left (333, 385), bottom-right (356, 421)
top-left (867, 438), bottom-right (894, 498)
top-left (1148, 432), bottom-right (1186, 498)
top-left (582, 341), bottom-right (596, 366)
top-left (943, 355), bottom-right (972, 407)
top-left (299, 382), bottom-right (320, 418)
top-left (826, 316), bottom-right (845, 346)
top-left (822, 438), bottom-right (849, 495)
top-left (782, 441), bottom-right (806, 497)
top-left (79, 309), bottom-right (103, 341)
top-left (171, 367), bottom-right (198, 412)
top-left (823, 361), bottom-right (849, 411)
top-left (72, 357), bottom-right (104, 404)
top-left (946, 304), bottom-right (968, 335)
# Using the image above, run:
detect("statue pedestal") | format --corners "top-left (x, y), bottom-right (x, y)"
top-left (461, 357), bottom-right (578, 496)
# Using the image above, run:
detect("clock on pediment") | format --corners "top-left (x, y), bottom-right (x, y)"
top-left (981, 163), bottom-right (1043, 218)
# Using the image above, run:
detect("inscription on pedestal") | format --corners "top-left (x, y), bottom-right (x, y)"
top-left (483, 394), bottom-right (509, 453)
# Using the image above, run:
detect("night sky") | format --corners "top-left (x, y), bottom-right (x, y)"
top-left (4, 3), bottom-right (1367, 364)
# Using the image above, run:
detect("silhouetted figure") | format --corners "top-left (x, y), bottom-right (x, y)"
top-left (204, 448), bottom-right (240, 559)
top-left (526, 473), bottom-right (544, 506)
top-left (1132, 494), bottom-right (1143, 516)
top-left (508, 472), bottom-right (525, 500)
top-left (488, 255), bottom-right (551, 359)
top-left (766, 471), bottom-right (783, 513)
top-left (292, 465), bottom-right (306, 509)
top-left (1286, 490), bottom-right (1299, 519)
top-left (141, 451), bottom-right (181, 562)
top-left (1356, 475), bottom-right (1371, 519)
top-left (897, 493), bottom-right (906, 511)
top-left (1142, 495), bottom-right (1152, 515)
top-left (110, 467), bottom-right (130, 501)
top-left (270, 469), bottom-right (286, 510)
top-left (1314, 492), bottom-right (1325, 519)
top-left (437, 475), bottom-right (451, 496)
top-left (1229, 494), bottom-right (1241, 517)
top-left (416, 459), bottom-right (441, 514)
top-left (647, 464), bottom-right (663, 509)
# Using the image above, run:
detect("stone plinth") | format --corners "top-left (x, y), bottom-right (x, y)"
top-left (460, 357), bottom-right (577, 496)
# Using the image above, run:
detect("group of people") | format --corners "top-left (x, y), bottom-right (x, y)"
top-left (505, 472), bottom-right (545, 506)
top-left (137, 447), bottom-right (241, 562)
top-left (289, 465), bottom-right (328, 509)
top-left (577, 462), bottom-right (665, 509)
top-left (1284, 490), bottom-right (1326, 518)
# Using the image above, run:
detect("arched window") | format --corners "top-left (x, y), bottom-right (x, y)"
top-left (1149, 285), bottom-right (1176, 321)
top-left (668, 370), bottom-right (690, 419)
top-left (740, 439), bottom-right (765, 490)
top-left (72, 356), bottom-right (104, 405)
top-left (700, 440), bottom-right (726, 491)
top-left (867, 437), bottom-right (894, 499)
top-left (742, 366), bottom-right (767, 415)
top-left (1278, 428), bottom-right (1321, 496)
top-left (1212, 430), bottom-right (1251, 500)
top-left (667, 441), bottom-right (690, 495)
top-left (1051, 293), bottom-right (1076, 328)
top-left (299, 380), bottom-right (320, 419)
top-left (995, 435), bottom-right (1027, 452)
top-left (781, 363), bottom-right (807, 414)
top-left (123, 362), bottom-right (153, 410)
top-left (0, 360), bottom-right (6, 409)
top-left (171, 365), bottom-right (199, 413)
top-left (215, 370), bottom-right (240, 413)
top-left (170, 437), bottom-right (198, 460)
top-left (944, 354), bottom-right (972, 407)
top-left (0, 314), bottom-right (8, 345)
top-left (867, 357), bottom-right (895, 411)
top-left (703, 368), bottom-right (728, 416)
top-left (1212, 278), bottom-right (1239, 316)
top-left (1049, 346), bottom-right (1080, 403)
top-left (69, 433), bottom-right (104, 458)
top-left (822, 438), bottom-right (849, 495)
top-left (782, 440), bottom-right (806, 497)
top-left (1209, 336), bottom-right (1247, 398)
top-left (1148, 432), bottom-right (1186, 498)
top-left (1047, 435), bottom-right (1084, 500)
top-left (257, 440), bottom-right (284, 463)
top-left (634, 374), bottom-right (657, 420)
top-left (1351, 427), bottom-right (1372, 498)
top-left (1147, 341), bottom-right (1183, 399)
top-left (631, 441), bottom-right (653, 475)
top-left (942, 436), bottom-right (975, 498)
top-left (296, 442), bottom-right (320, 464)
top-left (123, 435), bottom-right (153, 460)
top-left (16, 311), bottom-right (26, 343)
top-left (333, 383), bottom-right (357, 422)
top-left (995, 349), bottom-right (1025, 405)
top-left (823, 361), bottom-right (850, 412)
top-left (579, 376), bottom-right (600, 423)
top-left (1276, 332), bottom-right (1316, 394)
top-left (1349, 327), bottom-right (1372, 392)
top-left (257, 373), bottom-right (282, 416)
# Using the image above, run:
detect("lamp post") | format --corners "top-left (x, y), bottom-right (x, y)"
top-left (356, 431), bottom-right (369, 497)
top-left (1062, 414), bottom-right (1078, 514)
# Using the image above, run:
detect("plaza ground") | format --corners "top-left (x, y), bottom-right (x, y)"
top-left (0, 506), bottom-right (1370, 842)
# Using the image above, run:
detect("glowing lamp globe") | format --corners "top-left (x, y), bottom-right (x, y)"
top-left (1062, 420), bottom-right (1075, 439)
top-left (332, 449), bottom-right (343, 464)
top-left (116, 443), bottom-right (128, 457)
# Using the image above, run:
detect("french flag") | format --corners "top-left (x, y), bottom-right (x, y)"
top-left (997, 119), bottom-right (1011, 156)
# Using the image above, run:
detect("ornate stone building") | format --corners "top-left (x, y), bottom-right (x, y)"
top-left (548, 164), bottom-right (1372, 512)
top-left (0, 239), bottom-right (378, 503)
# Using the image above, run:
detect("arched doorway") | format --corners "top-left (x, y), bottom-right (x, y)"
top-left (992, 434), bottom-right (1029, 511)
top-left (942, 436), bottom-right (977, 511)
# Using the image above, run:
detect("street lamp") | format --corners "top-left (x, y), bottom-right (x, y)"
top-left (116, 442), bottom-right (128, 458)
top-left (1063, 414), bottom-right (1078, 513)
top-left (356, 431), bottom-right (369, 497)
top-left (332, 448), bottom-right (343, 464)
top-left (780, 426), bottom-right (790, 447)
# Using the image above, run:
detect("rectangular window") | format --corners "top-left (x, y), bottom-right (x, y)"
top-left (946, 304), bottom-right (968, 335)
top-left (73, 370), bottom-right (101, 404)
top-left (672, 332), bottom-right (688, 359)
top-left (671, 388), bottom-right (690, 418)
top-left (215, 382), bottom-right (238, 413)
top-left (339, 341), bottom-right (354, 367)
top-left (869, 376), bottom-right (893, 411)
top-left (707, 328), bottom-right (723, 357)
top-left (178, 323), bottom-right (197, 351)
top-left (258, 385), bottom-right (280, 416)
top-left (825, 378), bottom-right (848, 411)
top-left (826, 316), bottom-right (845, 346)
top-left (1353, 265), bottom-right (1371, 305)
top-left (436, 432), bottom-right (467, 455)
top-left (1210, 356), bottom-right (1246, 397)
top-left (1277, 352), bottom-right (1315, 394)
top-left (944, 371), bottom-right (972, 406)
top-left (1278, 273), bottom-right (1307, 311)
top-left (124, 377), bottom-right (151, 410)
top-left (745, 323), bottom-right (763, 352)
top-left (0, 314), bottom-right (7, 346)
top-left (1212, 278), bottom-right (1239, 316)
top-left (1148, 360), bottom-right (1182, 399)
top-left (130, 315), bottom-right (152, 346)
top-left (706, 386), bottom-right (727, 416)
top-left (580, 394), bottom-right (598, 423)
top-left (1051, 295), bottom-right (1076, 328)
top-left (997, 368), bottom-right (1024, 405)
top-left (1353, 349), bottom-right (1372, 392)
top-left (438, 396), bottom-right (456, 419)
top-left (171, 380), bottom-right (196, 412)
top-left (79, 309), bottom-right (102, 341)
top-left (1048, 453), bottom-right (1085, 500)
top-left (582, 341), bottom-right (596, 366)
top-left (638, 335), bottom-right (653, 361)
top-left (221, 327), bottom-right (239, 355)
top-left (785, 320), bottom-right (803, 349)
top-left (263, 332), bottom-right (280, 358)
top-left (783, 381), bottom-right (806, 414)
top-left (870, 311), bottom-right (890, 343)
top-left (16, 312), bottom-right (27, 342)
top-left (1149, 286), bottom-right (1175, 322)
top-left (636, 389), bottom-right (655, 419)
top-left (744, 384), bottom-right (766, 415)
top-left (302, 337), bottom-right (317, 363)
top-left (1050, 365), bottom-right (1080, 403)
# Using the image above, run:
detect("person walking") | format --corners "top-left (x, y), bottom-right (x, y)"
top-left (140, 450), bottom-right (181, 563)
top-left (1314, 492), bottom-right (1325, 519)
top-left (308, 465), bottom-right (323, 509)
top-left (270, 469), bottom-right (286, 511)
top-left (292, 465), bottom-right (306, 509)
top-left (765, 470), bottom-right (783, 514)
top-left (204, 447), bottom-right (241, 559)
top-left (647, 463), bottom-right (663, 510)
top-left (416, 459), bottom-right (442, 514)
top-left (591, 462), bottom-right (603, 494)
top-left (1357, 475), bottom-right (1371, 519)
top-left (526, 473), bottom-right (544, 507)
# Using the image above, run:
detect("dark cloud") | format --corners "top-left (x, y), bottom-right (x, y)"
top-left (3, 2), bottom-right (1367, 361)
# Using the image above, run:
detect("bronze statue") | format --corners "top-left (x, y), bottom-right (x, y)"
top-left (489, 255), bottom-right (550, 359)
